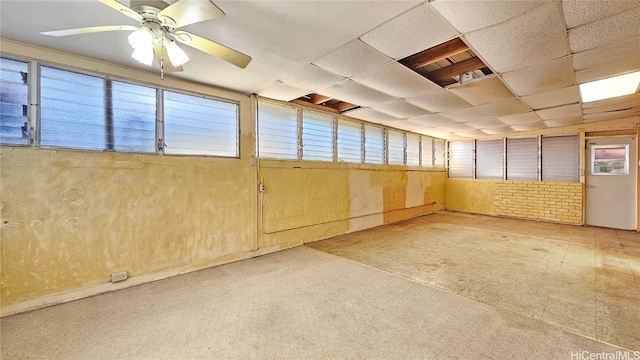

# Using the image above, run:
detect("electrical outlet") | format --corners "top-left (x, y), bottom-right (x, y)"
top-left (111, 271), bottom-right (128, 283)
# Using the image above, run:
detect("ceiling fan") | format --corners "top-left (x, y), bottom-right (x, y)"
top-left (41, 0), bottom-right (252, 73)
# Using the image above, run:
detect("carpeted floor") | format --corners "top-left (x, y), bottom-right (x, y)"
top-left (0, 244), bottom-right (630, 359)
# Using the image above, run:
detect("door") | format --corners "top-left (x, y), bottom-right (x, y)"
top-left (585, 136), bottom-right (637, 230)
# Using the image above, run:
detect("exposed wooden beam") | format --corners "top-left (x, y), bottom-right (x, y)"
top-left (310, 94), bottom-right (332, 105)
top-left (335, 102), bottom-right (358, 112)
top-left (401, 38), bottom-right (469, 70)
top-left (427, 57), bottom-right (485, 83)
top-left (291, 99), bottom-right (339, 113)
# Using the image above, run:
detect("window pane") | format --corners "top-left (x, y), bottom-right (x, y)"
top-left (337, 119), bottom-right (361, 163)
top-left (164, 91), bottom-right (238, 157)
top-left (507, 137), bottom-right (538, 180)
top-left (448, 141), bottom-right (473, 178)
top-left (421, 137), bottom-right (433, 167)
top-left (591, 145), bottom-right (628, 175)
top-left (364, 125), bottom-right (384, 164)
top-left (0, 58), bottom-right (29, 145)
top-left (257, 101), bottom-right (298, 159)
top-left (388, 130), bottom-right (405, 165)
top-left (302, 111), bottom-right (333, 161)
top-left (476, 139), bottom-right (503, 179)
top-left (41, 67), bottom-right (106, 150)
top-left (542, 135), bottom-right (579, 181)
top-left (406, 134), bottom-right (420, 166)
top-left (434, 139), bottom-right (445, 167)
top-left (111, 81), bottom-right (156, 153)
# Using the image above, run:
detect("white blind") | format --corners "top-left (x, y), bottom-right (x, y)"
top-left (507, 137), bottom-right (538, 180)
top-left (406, 133), bottom-right (420, 166)
top-left (421, 137), bottom-right (433, 167)
top-left (302, 111), bottom-right (333, 161)
top-left (365, 125), bottom-right (384, 164)
top-left (542, 135), bottom-right (579, 182)
top-left (434, 139), bottom-right (445, 167)
top-left (448, 141), bottom-right (473, 178)
top-left (388, 130), bottom-right (405, 165)
top-left (337, 119), bottom-right (362, 163)
top-left (476, 139), bottom-right (503, 179)
top-left (257, 101), bottom-right (298, 159)
top-left (164, 91), bottom-right (238, 157)
top-left (0, 57), bottom-right (29, 146)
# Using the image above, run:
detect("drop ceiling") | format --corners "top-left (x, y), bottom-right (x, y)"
top-left (1, 0), bottom-right (639, 140)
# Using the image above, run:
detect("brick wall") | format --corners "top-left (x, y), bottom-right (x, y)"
top-left (493, 181), bottom-right (583, 224)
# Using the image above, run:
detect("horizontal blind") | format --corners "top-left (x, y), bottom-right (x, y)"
top-left (507, 137), bottom-right (538, 180)
top-left (302, 111), bottom-right (333, 161)
top-left (164, 91), bottom-right (238, 157)
top-left (448, 141), bottom-right (473, 178)
top-left (542, 135), bottom-right (579, 182)
top-left (364, 125), bottom-right (384, 164)
top-left (421, 137), bottom-right (433, 167)
top-left (110, 81), bottom-right (156, 153)
top-left (0, 57), bottom-right (29, 145)
top-left (40, 66), bottom-right (106, 150)
top-left (257, 101), bottom-right (298, 159)
top-left (406, 133), bottom-right (420, 166)
top-left (434, 139), bottom-right (446, 167)
top-left (337, 119), bottom-right (362, 163)
top-left (476, 139), bottom-right (503, 179)
top-left (388, 130), bottom-right (405, 165)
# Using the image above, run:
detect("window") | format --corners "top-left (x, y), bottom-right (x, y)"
top-left (337, 119), bottom-right (362, 163)
top-left (388, 130), bottom-right (405, 165)
top-left (302, 111), bottom-right (333, 161)
top-left (257, 101), bottom-right (298, 159)
top-left (506, 137), bottom-right (538, 180)
top-left (406, 133), bottom-right (420, 166)
top-left (591, 144), bottom-right (629, 175)
top-left (542, 135), bottom-right (579, 181)
top-left (476, 139), bottom-right (503, 179)
top-left (164, 91), bottom-right (238, 157)
top-left (448, 141), bottom-right (473, 178)
top-left (421, 137), bottom-right (433, 167)
top-left (0, 58), bottom-right (29, 146)
top-left (364, 125), bottom-right (384, 164)
top-left (434, 139), bottom-right (445, 167)
top-left (40, 66), bottom-right (156, 152)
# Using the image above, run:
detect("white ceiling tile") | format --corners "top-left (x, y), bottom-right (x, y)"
top-left (501, 57), bottom-right (576, 97)
top-left (372, 100), bottom-right (432, 119)
top-left (463, 2), bottom-right (568, 73)
top-left (544, 116), bottom-right (584, 127)
top-left (563, 0), bottom-right (640, 29)
top-left (575, 54), bottom-right (640, 84)
top-left (535, 103), bottom-right (583, 120)
top-left (481, 126), bottom-right (515, 135)
top-left (456, 129), bottom-right (488, 137)
top-left (317, 80), bottom-right (397, 107)
top-left (312, 40), bottom-right (392, 78)
top-left (257, 81), bottom-right (310, 101)
top-left (447, 76), bottom-right (515, 105)
top-left (417, 129), bottom-right (457, 140)
top-left (521, 86), bottom-right (580, 110)
top-left (280, 64), bottom-right (345, 91)
top-left (465, 118), bottom-right (507, 129)
top-left (352, 62), bottom-right (441, 98)
top-left (568, 8), bottom-right (640, 53)
top-left (343, 108), bottom-right (399, 124)
top-left (360, 3), bottom-right (458, 59)
top-left (390, 120), bottom-right (429, 131)
top-left (439, 107), bottom-right (491, 122)
top-left (476, 99), bottom-right (531, 117)
top-left (431, 0), bottom-right (544, 33)
top-left (572, 37), bottom-right (640, 71)
top-left (409, 114), bottom-right (458, 127)
top-left (510, 121), bottom-right (547, 132)
top-left (497, 112), bottom-right (543, 125)
top-left (436, 122), bottom-right (474, 132)
top-left (406, 90), bottom-right (471, 113)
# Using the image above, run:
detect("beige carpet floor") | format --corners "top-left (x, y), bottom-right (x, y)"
top-left (0, 245), bottom-right (629, 359)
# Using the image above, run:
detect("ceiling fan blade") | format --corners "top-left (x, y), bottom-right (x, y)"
top-left (41, 25), bottom-right (138, 37)
top-left (153, 44), bottom-right (184, 72)
top-left (98, 0), bottom-right (144, 23)
top-left (174, 31), bottom-right (251, 69)
top-left (157, 0), bottom-right (224, 29)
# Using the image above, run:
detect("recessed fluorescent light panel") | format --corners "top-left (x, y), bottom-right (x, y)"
top-left (579, 71), bottom-right (640, 103)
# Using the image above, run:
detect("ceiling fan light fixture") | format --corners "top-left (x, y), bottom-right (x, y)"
top-left (128, 28), bottom-right (153, 50)
top-left (131, 47), bottom-right (154, 66)
top-left (165, 41), bottom-right (189, 66)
